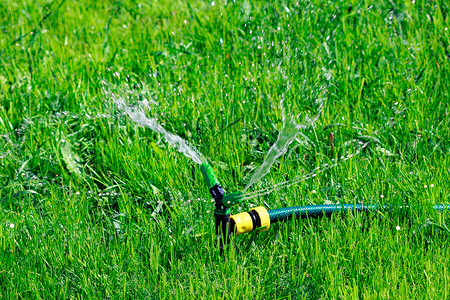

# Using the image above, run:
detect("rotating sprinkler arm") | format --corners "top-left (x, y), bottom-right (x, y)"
top-left (200, 162), bottom-right (245, 250)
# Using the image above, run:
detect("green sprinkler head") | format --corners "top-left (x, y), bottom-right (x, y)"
top-left (200, 163), bottom-right (245, 213)
top-left (200, 162), bottom-right (231, 251)
top-left (200, 162), bottom-right (228, 214)
top-left (222, 191), bottom-right (244, 208)
top-left (200, 162), bottom-right (249, 250)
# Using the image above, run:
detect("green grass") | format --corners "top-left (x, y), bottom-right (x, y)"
top-left (1, 0), bottom-right (450, 298)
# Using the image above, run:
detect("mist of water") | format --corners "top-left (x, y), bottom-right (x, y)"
top-left (102, 82), bottom-right (206, 165)
top-left (242, 98), bottom-right (324, 192)
top-left (240, 142), bottom-right (368, 201)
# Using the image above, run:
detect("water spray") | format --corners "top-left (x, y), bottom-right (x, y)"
top-left (107, 85), bottom-right (449, 246)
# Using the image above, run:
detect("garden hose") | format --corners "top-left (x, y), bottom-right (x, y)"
top-left (230, 204), bottom-right (450, 235)
top-left (268, 204), bottom-right (383, 224)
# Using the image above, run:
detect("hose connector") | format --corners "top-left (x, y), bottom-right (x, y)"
top-left (230, 206), bottom-right (270, 235)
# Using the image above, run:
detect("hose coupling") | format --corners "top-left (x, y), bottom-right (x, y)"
top-left (230, 206), bottom-right (271, 235)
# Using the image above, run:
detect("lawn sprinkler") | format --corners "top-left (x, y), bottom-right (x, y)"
top-left (200, 162), bottom-right (244, 250)
top-left (201, 162), bottom-right (450, 249)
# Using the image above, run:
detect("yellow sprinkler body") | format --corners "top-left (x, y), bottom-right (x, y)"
top-left (230, 206), bottom-right (270, 235)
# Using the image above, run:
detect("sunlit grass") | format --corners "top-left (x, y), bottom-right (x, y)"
top-left (1, 0), bottom-right (449, 298)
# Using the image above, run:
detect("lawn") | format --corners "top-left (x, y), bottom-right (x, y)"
top-left (1, 0), bottom-right (449, 298)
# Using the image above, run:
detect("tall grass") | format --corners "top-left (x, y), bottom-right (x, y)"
top-left (1, 0), bottom-right (449, 298)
